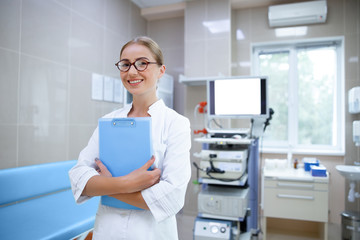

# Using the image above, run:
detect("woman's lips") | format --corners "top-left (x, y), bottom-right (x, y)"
top-left (128, 79), bottom-right (143, 86)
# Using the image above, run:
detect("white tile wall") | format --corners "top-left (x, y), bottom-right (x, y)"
top-left (0, 0), bottom-right (21, 51)
top-left (148, 17), bottom-right (186, 114)
top-left (72, 0), bottom-right (105, 25)
top-left (71, 13), bottom-right (104, 73)
top-left (22, 0), bottom-right (71, 64)
top-left (185, 0), bottom-right (231, 77)
top-left (19, 55), bottom-right (69, 125)
top-left (0, 49), bottom-right (19, 124)
top-left (0, 0), bottom-right (146, 168)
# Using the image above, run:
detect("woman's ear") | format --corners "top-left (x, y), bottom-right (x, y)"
top-left (157, 65), bottom-right (166, 79)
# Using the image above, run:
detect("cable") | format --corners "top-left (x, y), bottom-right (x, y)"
top-left (208, 118), bottom-right (223, 129)
top-left (208, 160), bottom-right (225, 174)
top-left (192, 160), bottom-right (248, 183)
top-left (206, 171), bottom-right (247, 183)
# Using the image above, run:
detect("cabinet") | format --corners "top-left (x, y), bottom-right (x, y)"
top-left (262, 169), bottom-right (329, 239)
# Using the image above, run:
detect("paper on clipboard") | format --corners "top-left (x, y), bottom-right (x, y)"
top-left (98, 117), bottom-right (153, 209)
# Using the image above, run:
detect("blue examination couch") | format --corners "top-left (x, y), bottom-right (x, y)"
top-left (0, 160), bottom-right (99, 240)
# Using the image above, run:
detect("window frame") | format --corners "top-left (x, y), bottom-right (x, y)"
top-left (251, 37), bottom-right (345, 156)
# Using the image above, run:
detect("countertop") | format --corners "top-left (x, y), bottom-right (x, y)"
top-left (263, 167), bottom-right (329, 183)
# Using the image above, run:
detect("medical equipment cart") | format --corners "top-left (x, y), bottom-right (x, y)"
top-left (193, 136), bottom-right (260, 240)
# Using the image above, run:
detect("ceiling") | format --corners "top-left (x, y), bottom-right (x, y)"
top-left (131, 0), bottom-right (297, 9)
top-left (131, 0), bottom-right (303, 21)
top-left (131, 0), bottom-right (188, 9)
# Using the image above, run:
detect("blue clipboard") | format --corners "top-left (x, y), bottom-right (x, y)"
top-left (98, 117), bottom-right (153, 209)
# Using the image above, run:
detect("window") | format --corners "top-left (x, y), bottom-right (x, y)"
top-left (252, 38), bottom-right (344, 155)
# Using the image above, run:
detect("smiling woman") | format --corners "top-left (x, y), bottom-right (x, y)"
top-left (118, 37), bottom-right (166, 116)
top-left (69, 36), bottom-right (191, 240)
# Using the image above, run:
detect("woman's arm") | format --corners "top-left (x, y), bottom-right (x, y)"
top-left (69, 126), bottom-right (161, 204)
top-left (109, 192), bottom-right (149, 210)
top-left (141, 115), bottom-right (191, 222)
top-left (82, 157), bottom-right (161, 196)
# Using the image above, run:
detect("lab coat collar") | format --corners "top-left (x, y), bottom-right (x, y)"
top-left (124, 99), bottom-right (165, 116)
top-left (148, 99), bottom-right (165, 115)
top-left (122, 103), bottom-right (133, 116)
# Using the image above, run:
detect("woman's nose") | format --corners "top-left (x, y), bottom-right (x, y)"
top-left (128, 64), bottom-right (138, 74)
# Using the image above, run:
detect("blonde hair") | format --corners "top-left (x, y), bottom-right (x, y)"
top-left (120, 36), bottom-right (164, 66)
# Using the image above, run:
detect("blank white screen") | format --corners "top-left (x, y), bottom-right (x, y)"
top-left (214, 78), bottom-right (261, 115)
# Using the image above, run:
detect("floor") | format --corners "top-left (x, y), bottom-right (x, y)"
top-left (176, 213), bottom-right (342, 240)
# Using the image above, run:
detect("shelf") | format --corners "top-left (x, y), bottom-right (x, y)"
top-left (178, 74), bottom-right (226, 86)
top-left (195, 137), bottom-right (252, 145)
top-left (199, 173), bottom-right (248, 186)
top-left (197, 213), bottom-right (245, 222)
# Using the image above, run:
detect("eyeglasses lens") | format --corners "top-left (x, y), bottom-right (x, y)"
top-left (117, 59), bottom-right (149, 72)
top-left (134, 60), bottom-right (148, 71)
top-left (118, 61), bottom-right (129, 71)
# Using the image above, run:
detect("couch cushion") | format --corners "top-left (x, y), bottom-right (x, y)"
top-left (0, 189), bottom-right (99, 240)
top-left (0, 160), bottom-right (77, 205)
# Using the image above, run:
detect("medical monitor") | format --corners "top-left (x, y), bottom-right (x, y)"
top-left (207, 76), bottom-right (268, 119)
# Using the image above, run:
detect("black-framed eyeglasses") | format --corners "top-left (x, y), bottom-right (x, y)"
top-left (115, 58), bottom-right (158, 72)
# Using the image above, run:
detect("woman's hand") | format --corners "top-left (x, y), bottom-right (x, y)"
top-left (124, 156), bottom-right (161, 193)
top-left (92, 156), bottom-right (161, 194)
top-left (95, 158), bottom-right (112, 177)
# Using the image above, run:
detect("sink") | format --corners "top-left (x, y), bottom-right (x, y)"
top-left (336, 165), bottom-right (360, 181)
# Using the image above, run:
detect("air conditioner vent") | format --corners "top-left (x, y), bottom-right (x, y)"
top-left (268, 0), bottom-right (327, 27)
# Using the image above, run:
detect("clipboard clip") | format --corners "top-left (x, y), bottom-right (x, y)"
top-left (112, 119), bottom-right (136, 127)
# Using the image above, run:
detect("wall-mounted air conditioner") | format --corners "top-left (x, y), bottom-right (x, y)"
top-left (268, 0), bottom-right (327, 27)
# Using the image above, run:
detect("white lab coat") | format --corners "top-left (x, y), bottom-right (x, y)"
top-left (69, 99), bottom-right (191, 240)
